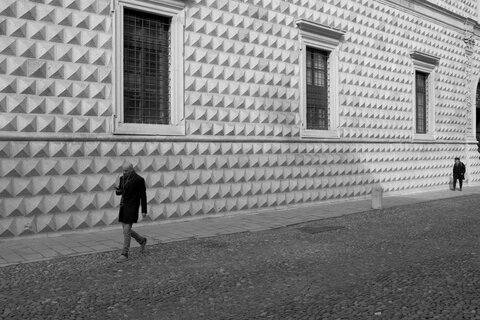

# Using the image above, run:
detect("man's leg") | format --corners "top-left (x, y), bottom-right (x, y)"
top-left (453, 177), bottom-right (457, 190)
top-left (121, 223), bottom-right (132, 257)
top-left (130, 228), bottom-right (145, 244)
top-left (131, 228), bottom-right (147, 253)
top-left (459, 179), bottom-right (463, 191)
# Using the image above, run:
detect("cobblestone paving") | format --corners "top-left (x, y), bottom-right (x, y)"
top-left (2, 195), bottom-right (480, 319)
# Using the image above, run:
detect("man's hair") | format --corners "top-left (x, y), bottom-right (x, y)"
top-left (122, 162), bottom-right (134, 171)
top-left (454, 157), bottom-right (460, 160)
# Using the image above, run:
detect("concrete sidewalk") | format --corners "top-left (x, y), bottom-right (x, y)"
top-left (1, 186), bottom-right (479, 267)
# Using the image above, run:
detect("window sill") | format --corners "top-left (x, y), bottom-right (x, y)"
top-left (301, 129), bottom-right (339, 139)
top-left (412, 133), bottom-right (435, 142)
top-left (465, 135), bottom-right (477, 144)
top-left (114, 122), bottom-right (185, 136)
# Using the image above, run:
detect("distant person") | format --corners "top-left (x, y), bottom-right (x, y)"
top-left (452, 157), bottom-right (466, 191)
top-left (115, 162), bottom-right (148, 262)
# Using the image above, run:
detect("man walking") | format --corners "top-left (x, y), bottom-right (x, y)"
top-left (115, 162), bottom-right (148, 262)
top-left (452, 157), bottom-right (466, 191)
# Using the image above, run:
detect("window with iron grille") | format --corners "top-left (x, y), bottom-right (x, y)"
top-left (415, 71), bottom-right (428, 134)
top-left (476, 82), bottom-right (480, 137)
top-left (296, 20), bottom-right (344, 139)
top-left (306, 47), bottom-right (329, 130)
top-left (410, 51), bottom-right (439, 140)
top-left (123, 9), bottom-right (171, 125)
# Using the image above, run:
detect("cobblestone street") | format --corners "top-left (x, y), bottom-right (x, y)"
top-left (2, 194), bottom-right (480, 319)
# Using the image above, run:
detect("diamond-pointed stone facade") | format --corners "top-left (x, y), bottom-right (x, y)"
top-left (0, 0), bottom-right (479, 237)
top-left (0, 140), bottom-right (471, 236)
top-left (0, 0), bottom-right (112, 135)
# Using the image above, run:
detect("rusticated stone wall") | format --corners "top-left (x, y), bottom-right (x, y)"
top-left (0, 0), bottom-right (479, 237)
top-left (183, 0), bottom-right (474, 141)
top-left (0, 0), bottom-right (476, 140)
top-left (0, 140), bottom-right (469, 237)
top-left (0, 0), bottom-right (112, 135)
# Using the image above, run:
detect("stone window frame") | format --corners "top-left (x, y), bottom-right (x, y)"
top-left (466, 35), bottom-right (477, 142)
top-left (472, 76), bottom-right (480, 142)
top-left (410, 51), bottom-right (439, 141)
top-left (296, 20), bottom-right (345, 139)
top-left (478, 4), bottom-right (480, 25)
top-left (113, 0), bottom-right (185, 136)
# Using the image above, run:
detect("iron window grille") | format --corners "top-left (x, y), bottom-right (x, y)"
top-left (123, 8), bottom-right (171, 125)
top-left (306, 47), bottom-right (329, 130)
top-left (415, 71), bottom-right (428, 134)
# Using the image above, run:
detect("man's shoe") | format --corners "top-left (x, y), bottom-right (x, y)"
top-left (459, 188), bottom-right (462, 191)
top-left (140, 238), bottom-right (147, 253)
top-left (116, 254), bottom-right (128, 263)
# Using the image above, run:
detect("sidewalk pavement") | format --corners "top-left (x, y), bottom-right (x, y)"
top-left (1, 186), bottom-right (479, 267)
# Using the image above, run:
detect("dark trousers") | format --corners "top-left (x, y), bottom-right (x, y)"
top-left (121, 223), bottom-right (145, 256)
top-left (453, 177), bottom-right (463, 190)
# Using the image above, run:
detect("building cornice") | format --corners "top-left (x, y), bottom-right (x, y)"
top-left (375, 0), bottom-right (478, 34)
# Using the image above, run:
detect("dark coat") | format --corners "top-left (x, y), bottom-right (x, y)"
top-left (116, 172), bottom-right (147, 224)
top-left (453, 162), bottom-right (466, 180)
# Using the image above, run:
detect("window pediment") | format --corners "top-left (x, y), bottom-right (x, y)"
top-left (410, 51), bottom-right (440, 72)
top-left (117, 0), bottom-right (185, 14)
top-left (296, 20), bottom-right (346, 40)
top-left (296, 20), bottom-right (345, 50)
